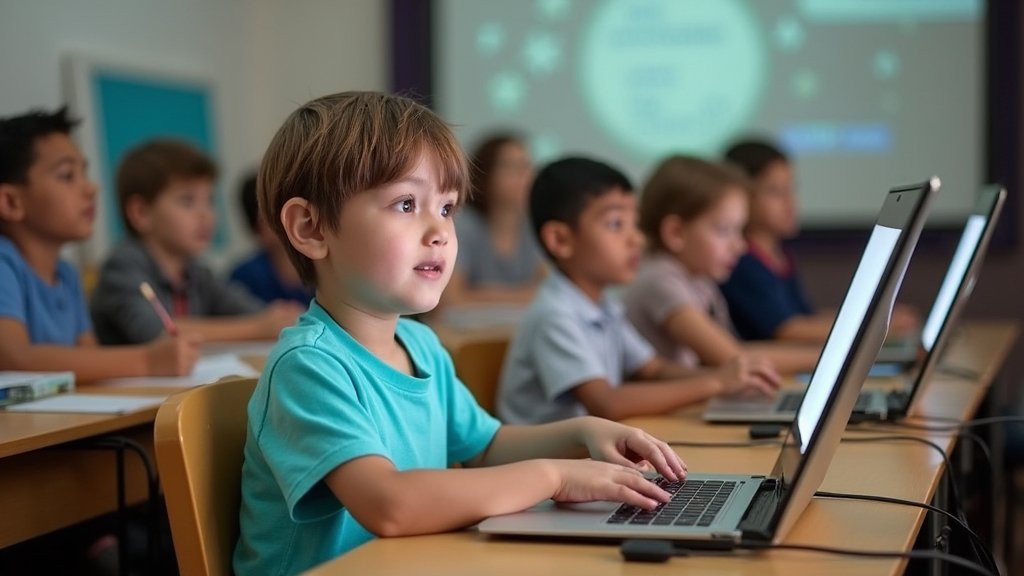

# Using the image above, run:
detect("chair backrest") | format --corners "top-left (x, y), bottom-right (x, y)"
top-left (450, 336), bottom-right (509, 414)
top-left (154, 376), bottom-right (257, 576)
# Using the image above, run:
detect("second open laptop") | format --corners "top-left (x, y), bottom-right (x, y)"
top-left (704, 184), bottom-right (1005, 424)
top-left (478, 179), bottom-right (936, 547)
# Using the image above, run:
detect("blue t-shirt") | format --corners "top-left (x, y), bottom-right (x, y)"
top-left (229, 250), bottom-right (313, 305)
top-left (0, 236), bottom-right (91, 344)
top-left (720, 251), bottom-right (813, 341)
top-left (234, 301), bottom-right (501, 575)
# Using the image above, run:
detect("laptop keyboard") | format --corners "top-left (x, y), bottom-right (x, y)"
top-left (778, 392), bottom-right (873, 413)
top-left (606, 478), bottom-right (737, 527)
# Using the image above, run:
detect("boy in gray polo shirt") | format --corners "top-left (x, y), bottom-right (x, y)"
top-left (497, 157), bottom-right (779, 424)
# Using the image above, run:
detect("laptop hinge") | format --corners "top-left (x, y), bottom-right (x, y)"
top-left (738, 478), bottom-right (782, 541)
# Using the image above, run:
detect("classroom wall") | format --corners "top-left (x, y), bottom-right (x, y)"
top-left (792, 3), bottom-right (1024, 401)
top-left (0, 0), bottom-right (387, 268)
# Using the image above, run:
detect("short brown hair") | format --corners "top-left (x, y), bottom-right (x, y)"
top-left (259, 91), bottom-right (469, 286)
top-left (639, 155), bottom-right (749, 252)
top-left (116, 139), bottom-right (217, 236)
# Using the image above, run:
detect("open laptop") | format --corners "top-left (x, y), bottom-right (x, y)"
top-left (704, 184), bottom-right (1003, 424)
top-left (876, 184), bottom-right (1003, 364)
top-left (478, 179), bottom-right (937, 547)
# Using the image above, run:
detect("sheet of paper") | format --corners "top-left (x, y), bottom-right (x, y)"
top-left (5, 393), bottom-right (166, 414)
top-left (200, 341), bottom-right (277, 357)
top-left (95, 354), bottom-right (260, 389)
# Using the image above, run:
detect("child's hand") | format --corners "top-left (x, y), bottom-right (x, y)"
top-left (579, 418), bottom-right (687, 481)
top-left (145, 334), bottom-right (201, 376)
top-left (548, 459), bottom-right (672, 510)
top-left (259, 301), bottom-right (304, 336)
top-left (717, 355), bottom-right (780, 397)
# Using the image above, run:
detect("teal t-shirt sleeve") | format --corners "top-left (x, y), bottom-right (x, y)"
top-left (444, 372), bottom-right (501, 465)
top-left (399, 320), bottom-right (501, 465)
top-left (257, 346), bottom-right (391, 523)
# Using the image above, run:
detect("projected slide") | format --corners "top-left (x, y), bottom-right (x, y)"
top-left (436, 0), bottom-right (983, 227)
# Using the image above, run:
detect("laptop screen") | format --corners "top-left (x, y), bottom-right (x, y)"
top-left (795, 224), bottom-right (901, 452)
top-left (920, 214), bottom-right (985, 352)
top-left (762, 179), bottom-right (937, 544)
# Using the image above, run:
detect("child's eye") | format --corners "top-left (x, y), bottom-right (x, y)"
top-left (441, 203), bottom-right (456, 218)
top-left (57, 171), bottom-right (74, 183)
top-left (606, 219), bottom-right (624, 231)
top-left (393, 198), bottom-right (415, 213)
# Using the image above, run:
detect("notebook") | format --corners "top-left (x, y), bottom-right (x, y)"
top-left (0, 371), bottom-right (75, 407)
top-left (704, 184), bottom-right (1004, 423)
top-left (478, 178), bottom-right (937, 546)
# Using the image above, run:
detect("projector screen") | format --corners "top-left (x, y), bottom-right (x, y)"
top-left (435, 0), bottom-right (984, 228)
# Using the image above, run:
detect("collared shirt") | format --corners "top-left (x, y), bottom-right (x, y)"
top-left (0, 236), bottom-right (91, 344)
top-left (497, 270), bottom-right (654, 424)
top-left (90, 236), bottom-right (263, 344)
top-left (623, 253), bottom-right (734, 368)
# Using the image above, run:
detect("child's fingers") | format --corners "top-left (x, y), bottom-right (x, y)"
top-left (615, 469), bottom-right (671, 507)
top-left (635, 436), bottom-right (687, 481)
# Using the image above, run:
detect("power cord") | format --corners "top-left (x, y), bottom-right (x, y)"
top-left (815, 489), bottom-right (999, 575)
top-left (619, 538), bottom-right (997, 575)
top-left (865, 415), bottom-right (1024, 433)
top-left (666, 433), bottom-right (995, 572)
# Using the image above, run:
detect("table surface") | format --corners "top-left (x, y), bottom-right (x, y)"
top-left (303, 320), bottom-right (1018, 576)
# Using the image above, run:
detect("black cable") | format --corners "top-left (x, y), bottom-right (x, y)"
top-left (815, 490), bottom-right (999, 575)
top-left (620, 538), bottom-right (997, 576)
top-left (866, 415), bottom-right (1024, 432)
top-left (666, 433), bottom-right (994, 572)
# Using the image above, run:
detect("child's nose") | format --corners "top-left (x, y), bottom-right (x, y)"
top-left (425, 220), bottom-right (449, 246)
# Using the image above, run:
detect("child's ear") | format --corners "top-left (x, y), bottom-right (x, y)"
top-left (280, 198), bottom-right (327, 260)
top-left (659, 214), bottom-right (687, 253)
top-left (539, 221), bottom-right (575, 261)
top-left (0, 183), bottom-right (26, 222)
top-left (124, 195), bottom-right (153, 235)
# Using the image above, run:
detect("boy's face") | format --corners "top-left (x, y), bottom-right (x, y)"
top-left (132, 178), bottom-right (216, 258)
top-left (0, 133), bottom-right (97, 243)
top-left (674, 189), bottom-right (748, 282)
top-left (320, 152), bottom-right (459, 316)
top-left (553, 187), bottom-right (644, 288)
top-left (751, 160), bottom-right (799, 238)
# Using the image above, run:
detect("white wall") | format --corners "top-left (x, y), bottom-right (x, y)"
top-left (0, 0), bottom-right (387, 268)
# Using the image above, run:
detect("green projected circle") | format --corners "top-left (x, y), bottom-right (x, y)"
top-left (580, 0), bottom-right (766, 157)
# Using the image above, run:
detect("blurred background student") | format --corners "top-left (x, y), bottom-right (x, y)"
top-left (623, 155), bottom-right (819, 375)
top-left (720, 138), bottom-right (917, 343)
top-left (444, 132), bottom-right (545, 305)
top-left (229, 171), bottom-right (313, 305)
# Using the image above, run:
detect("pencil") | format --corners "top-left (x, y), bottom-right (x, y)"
top-left (139, 281), bottom-right (178, 336)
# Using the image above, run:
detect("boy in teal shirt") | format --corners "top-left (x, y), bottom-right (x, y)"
top-left (234, 92), bottom-right (687, 575)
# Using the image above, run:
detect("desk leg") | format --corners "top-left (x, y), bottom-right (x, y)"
top-left (64, 436), bottom-right (160, 576)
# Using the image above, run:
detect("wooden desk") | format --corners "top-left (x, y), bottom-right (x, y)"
top-left (0, 349), bottom-right (267, 548)
top-left (305, 321), bottom-right (1017, 576)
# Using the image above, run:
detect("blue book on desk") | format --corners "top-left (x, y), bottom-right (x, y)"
top-left (0, 371), bottom-right (76, 407)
